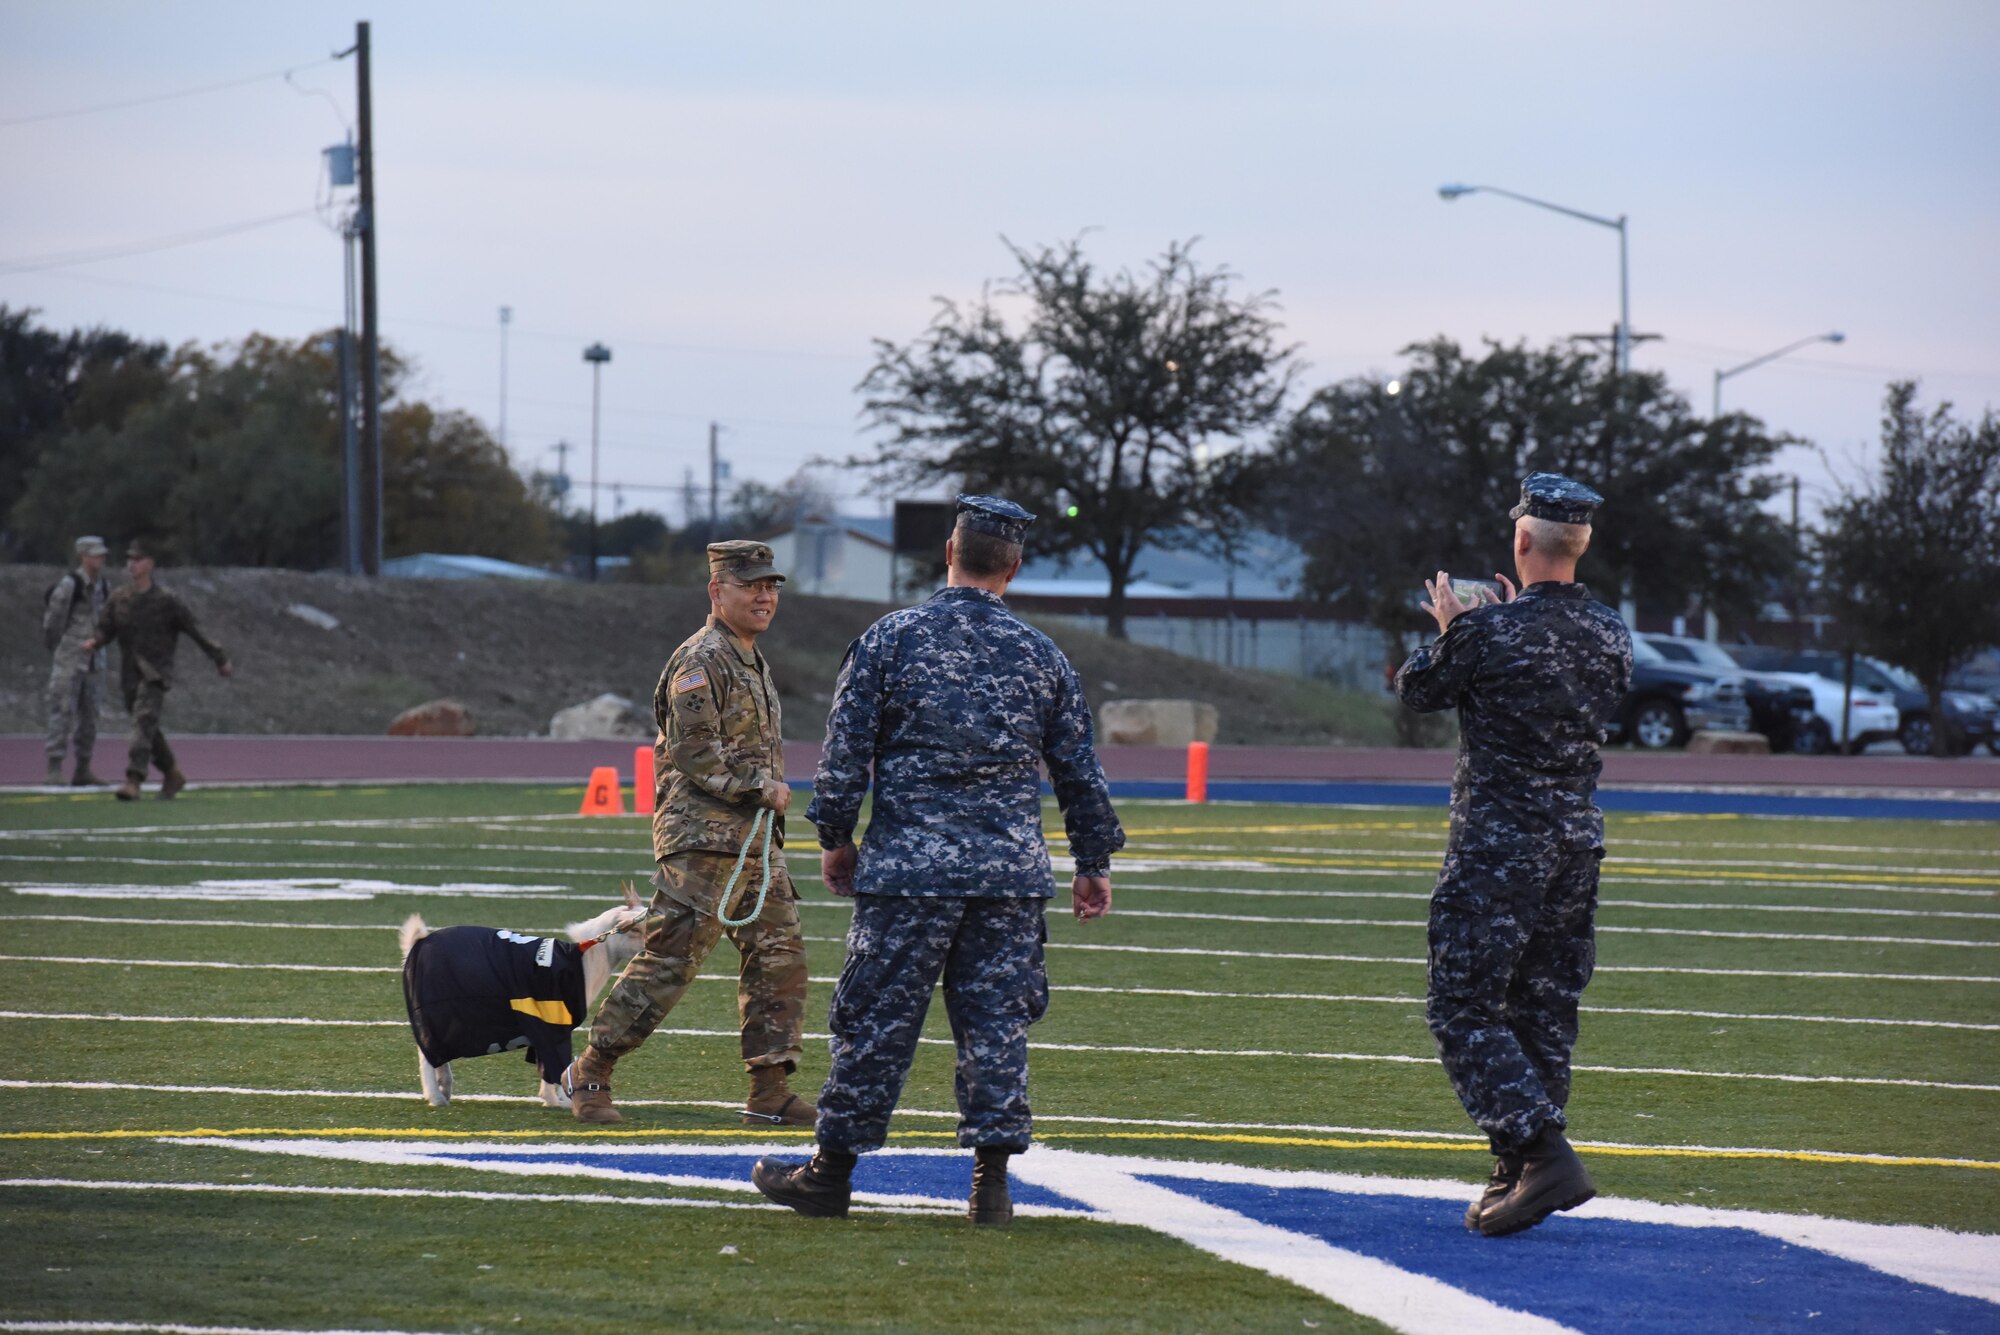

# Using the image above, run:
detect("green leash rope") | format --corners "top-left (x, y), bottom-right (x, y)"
top-left (716, 808), bottom-right (776, 928)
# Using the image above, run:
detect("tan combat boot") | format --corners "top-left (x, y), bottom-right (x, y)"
top-left (45, 759), bottom-right (63, 786)
top-left (159, 769), bottom-right (187, 800)
top-left (561, 1048), bottom-right (622, 1124)
top-left (742, 1063), bottom-right (816, 1127)
top-left (115, 778), bottom-right (141, 801)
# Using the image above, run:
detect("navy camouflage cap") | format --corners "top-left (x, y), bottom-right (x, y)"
top-left (955, 494), bottom-right (1036, 545)
top-left (1509, 472), bottom-right (1602, 525)
top-left (707, 539), bottom-right (785, 584)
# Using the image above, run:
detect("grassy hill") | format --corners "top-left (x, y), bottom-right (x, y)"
top-left (2, 565), bottom-right (1397, 745)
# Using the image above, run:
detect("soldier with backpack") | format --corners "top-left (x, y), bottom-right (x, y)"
top-left (42, 536), bottom-right (112, 787)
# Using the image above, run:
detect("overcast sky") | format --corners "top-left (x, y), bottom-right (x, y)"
top-left (5, 1), bottom-right (1995, 526)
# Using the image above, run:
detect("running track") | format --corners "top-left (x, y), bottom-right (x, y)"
top-left (4, 736), bottom-right (1996, 819)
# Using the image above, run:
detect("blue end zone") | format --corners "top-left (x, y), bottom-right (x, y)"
top-left (1154, 1177), bottom-right (2000, 1335)
top-left (1092, 779), bottom-right (2000, 822)
top-left (427, 1147), bottom-right (1090, 1212)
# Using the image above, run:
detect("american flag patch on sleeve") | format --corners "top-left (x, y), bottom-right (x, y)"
top-left (674, 669), bottom-right (708, 694)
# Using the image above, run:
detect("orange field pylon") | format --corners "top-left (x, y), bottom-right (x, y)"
top-left (633, 745), bottom-right (655, 815)
top-left (580, 765), bottom-right (625, 816)
top-left (1185, 741), bottom-right (1209, 804)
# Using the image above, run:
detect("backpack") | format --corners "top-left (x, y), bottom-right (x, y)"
top-left (42, 571), bottom-right (88, 649)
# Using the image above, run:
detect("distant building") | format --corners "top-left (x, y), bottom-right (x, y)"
top-left (759, 516), bottom-right (1384, 687)
top-left (762, 515), bottom-right (910, 601)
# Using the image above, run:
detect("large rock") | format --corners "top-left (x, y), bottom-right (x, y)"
top-left (1099, 698), bottom-right (1220, 748)
top-left (1686, 729), bottom-right (1770, 755)
top-left (388, 698), bottom-right (475, 737)
top-left (549, 692), bottom-right (650, 740)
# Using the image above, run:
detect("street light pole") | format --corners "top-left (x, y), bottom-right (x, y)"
top-left (583, 343), bottom-right (612, 581)
top-left (1712, 331), bottom-right (1846, 417)
top-left (1438, 183), bottom-right (1630, 373)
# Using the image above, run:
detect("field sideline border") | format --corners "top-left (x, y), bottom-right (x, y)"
top-left (6, 777), bottom-right (1999, 820)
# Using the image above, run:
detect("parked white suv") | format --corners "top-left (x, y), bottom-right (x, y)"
top-left (1745, 668), bottom-right (1900, 753)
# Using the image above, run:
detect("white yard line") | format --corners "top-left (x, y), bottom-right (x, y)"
top-left (0, 1321), bottom-right (465, 1335)
top-left (2, 1012), bottom-right (1990, 1091)
top-left (12, 916), bottom-right (1992, 983)
top-left (0, 1174), bottom-right (809, 1215)
top-left (7, 956), bottom-right (1988, 1031)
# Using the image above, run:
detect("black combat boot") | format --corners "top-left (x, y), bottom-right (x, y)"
top-left (968, 1147), bottom-right (1013, 1226)
top-left (1464, 1150), bottom-right (1523, 1231)
top-left (753, 1147), bottom-right (855, 1219)
top-left (1477, 1125), bottom-right (1596, 1237)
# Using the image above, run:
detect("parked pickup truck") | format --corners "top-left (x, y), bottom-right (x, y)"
top-left (1610, 637), bottom-right (1752, 749)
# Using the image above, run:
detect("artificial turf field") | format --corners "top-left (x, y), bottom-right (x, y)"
top-left (0, 782), bottom-right (1995, 1334)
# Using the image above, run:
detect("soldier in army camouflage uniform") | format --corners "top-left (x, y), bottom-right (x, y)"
top-left (753, 495), bottom-right (1124, 1226)
top-left (1394, 472), bottom-right (1632, 1237)
top-left (561, 540), bottom-right (815, 1128)
top-left (82, 540), bottom-right (233, 801)
top-left (43, 535), bottom-right (112, 786)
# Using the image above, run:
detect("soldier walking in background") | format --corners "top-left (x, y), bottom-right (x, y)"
top-left (42, 535), bottom-right (112, 786)
top-left (81, 540), bottom-right (232, 801)
top-left (753, 495), bottom-right (1124, 1226)
top-left (562, 540), bottom-right (815, 1128)
top-left (1394, 472), bottom-right (1633, 1237)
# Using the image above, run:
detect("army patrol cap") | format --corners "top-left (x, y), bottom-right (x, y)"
top-left (125, 538), bottom-right (156, 560)
top-left (1509, 472), bottom-right (1603, 526)
top-left (955, 494), bottom-right (1036, 545)
top-left (75, 536), bottom-right (109, 557)
top-left (707, 539), bottom-right (785, 584)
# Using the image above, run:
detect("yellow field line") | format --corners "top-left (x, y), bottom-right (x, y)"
top-left (5, 1125), bottom-right (1993, 1170)
top-left (1096, 848), bottom-right (2000, 888)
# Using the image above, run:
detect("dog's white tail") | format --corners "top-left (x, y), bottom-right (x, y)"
top-left (398, 913), bottom-right (429, 960)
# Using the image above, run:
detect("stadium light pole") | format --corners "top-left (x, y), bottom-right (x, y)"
top-left (1439, 183), bottom-right (1630, 374)
top-left (583, 342), bottom-right (612, 581)
top-left (1712, 331), bottom-right (1845, 418)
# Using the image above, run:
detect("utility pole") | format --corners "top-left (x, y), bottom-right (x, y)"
top-left (708, 420), bottom-right (720, 533)
top-left (1791, 475), bottom-right (1804, 649)
top-left (583, 343), bottom-right (612, 581)
top-left (498, 306), bottom-right (511, 451)
top-left (354, 20), bottom-right (383, 575)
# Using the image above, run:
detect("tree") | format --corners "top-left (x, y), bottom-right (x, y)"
top-left (0, 305), bottom-right (171, 560)
top-left (727, 468), bottom-right (839, 535)
top-left (1818, 383), bottom-right (2000, 755)
top-left (1274, 337), bottom-right (1792, 631)
top-left (6, 313), bottom-right (556, 569)
top-left (851, 237), bottom-right (1298, 637)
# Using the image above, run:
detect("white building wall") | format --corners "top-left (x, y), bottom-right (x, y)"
top-left (1031, 612), bottom-right (1390, 690)
top-left (767, 525), bottom-right (903, 601)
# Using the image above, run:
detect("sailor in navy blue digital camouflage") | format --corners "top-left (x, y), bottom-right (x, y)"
top-left (561, 539), bottom-right (815, 1129)
top-left (1393, 471), bottom-right (1633, 1235)
top-left (753, 494), bottom-right (1122, 1224)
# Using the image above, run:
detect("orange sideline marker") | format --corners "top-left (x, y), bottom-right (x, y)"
top-left (580, 765), bottom-right (624, 816)
top-left (633, 745), bottom-right (655, 815)
top-left (1186, 740), bottom-right (1209, 804)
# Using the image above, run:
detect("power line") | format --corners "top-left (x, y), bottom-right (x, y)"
top-left (0, 209), bottom-right (320, 275)
top-left (0, 56), bottom-right (342, 129)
